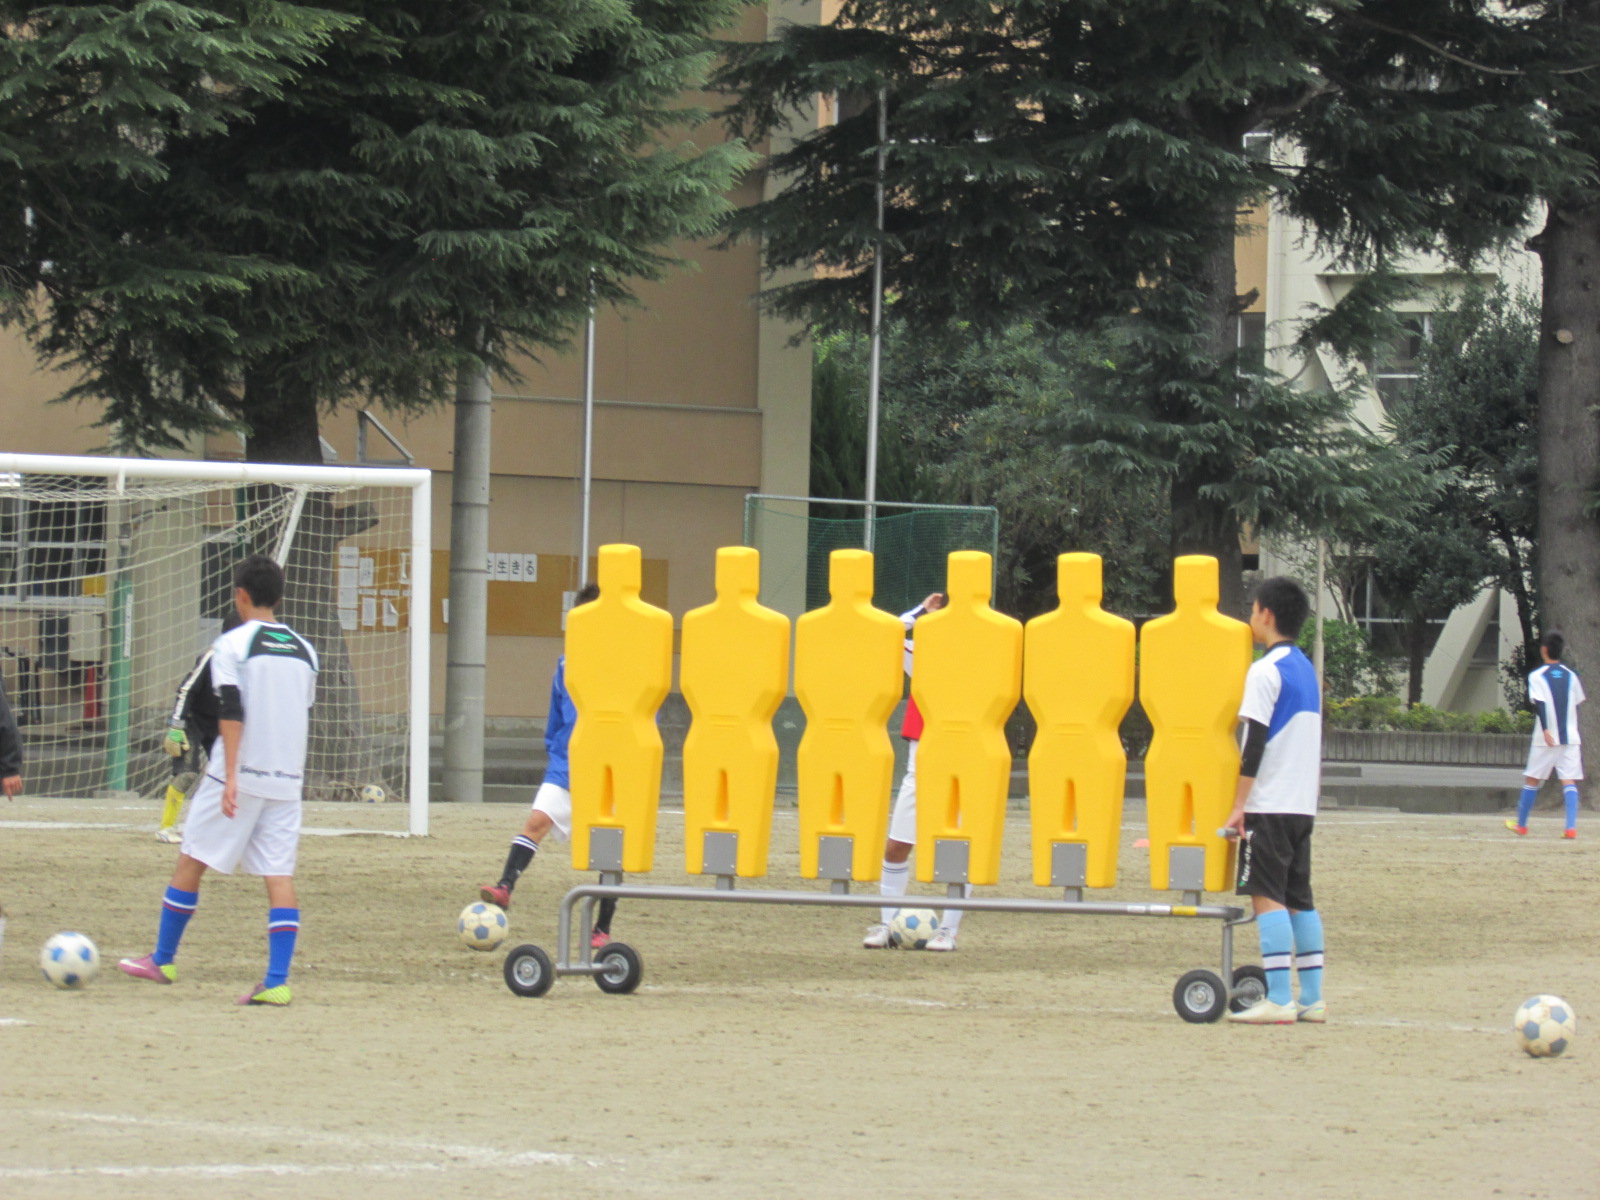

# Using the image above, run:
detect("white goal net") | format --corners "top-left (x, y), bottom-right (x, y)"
top-left (0, 454), bottom-right (431, 835)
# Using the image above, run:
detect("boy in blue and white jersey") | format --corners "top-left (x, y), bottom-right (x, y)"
top-left (118, 554), bottom-right (317, 1006)
top-left (1506, 630), bottom-right (1585, 839)
top-left (476, 582), bottom-right (620, 947)
top-left (1223, 576), bottom-right (1325, 1026)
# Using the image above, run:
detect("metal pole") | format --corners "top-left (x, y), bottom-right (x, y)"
top-left (863, 86), bottom-right (887, 554)
top-left (444, 361), bottom-right (492, 804)
top-left (579, 301), bottom-right (597, 588)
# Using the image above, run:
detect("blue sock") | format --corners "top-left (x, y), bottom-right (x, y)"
top-left (264, 908), bottom-right (300, 989)
top-left (1257, 908), bottom-right (1293, 1006)
top-left (1290, 909), bottom-right (1324, 1006)
top-left (1517, 785), bottom-right (1538, 827)
top-left (1564, 784), bottom-right (1579, 831)
top-left (154, 886), bottom-right (199, 966)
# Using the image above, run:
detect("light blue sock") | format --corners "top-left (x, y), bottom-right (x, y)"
top-left (1290, 909), bottom-right (1324, 1006)
top-left (154, 886), bottom-right (198, 966)
top-left (1257, 909), bottom-right (1293, 1006)
top-left (1517, 785), bottom-right (1538, 827)
top-left (264, 908), bottom-right (299, 989)
top-left (1564, 784), bottom-right (1579, 831)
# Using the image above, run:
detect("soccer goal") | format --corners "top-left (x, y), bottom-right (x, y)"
top-left (0, 453), bottom-right (432, 836)
top-left (742, 494), bottom-right (1000, 619)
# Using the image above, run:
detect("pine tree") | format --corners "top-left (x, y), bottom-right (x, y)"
top-left (719, 1), bottom-right (1574, 613)
top-left (2, 0), bottom-right (752, 459)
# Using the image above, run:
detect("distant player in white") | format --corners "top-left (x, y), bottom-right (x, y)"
top-left (118, 554), bottom-right (318, 1006)
top-left (1506, 630), bottom-right (1585, 839)
top-left (1223, 576), bottom-right (1325, 1026)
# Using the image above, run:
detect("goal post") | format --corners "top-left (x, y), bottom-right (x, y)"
top-left (0, 453), bottom-right (432, 837)
top-left (742, 494), bottom-right (1000, 620)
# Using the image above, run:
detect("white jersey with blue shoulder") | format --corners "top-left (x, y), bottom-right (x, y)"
top-left (1238, 642), bottom-right (1322, 816)
top-left (207, 619), bottom-right (318, 801)
top-left (1528, 662), bottom-right (1585, 746)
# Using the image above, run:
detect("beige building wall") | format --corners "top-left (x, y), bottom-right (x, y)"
top-left (1253, 178), bottom-right (1542, 712)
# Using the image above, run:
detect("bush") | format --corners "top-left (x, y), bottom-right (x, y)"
top-left (1325, 696), bottom-right (1533, 734)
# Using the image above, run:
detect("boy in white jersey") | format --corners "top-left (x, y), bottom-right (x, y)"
top-left (862, 592), bottom-right (974, 952)
top-left (1506, 630), bottom-right (1585, 839)
top-left (118, 554), bottom-right (318, 1006)
top-left (1222, 576), bottom-right (1326, 1026)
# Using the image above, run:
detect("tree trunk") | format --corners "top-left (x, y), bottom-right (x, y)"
top-left (1535, 201), bottom-right (1600, 808)
top-left (241, 370), bottom-right (380, 797)
top-left (1406, 614), bottom-right (1426, 707)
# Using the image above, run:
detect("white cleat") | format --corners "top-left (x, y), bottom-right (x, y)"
top-left (155, 827), bottom-right (182, 844)
top-left (862, 923), bottom-right (892, 949)
top-left (1297, 999), bottom-right (1326, 1023)
top-left (1227, 997), bottom-right (1298, 1025)
top-left (926, 927), bottom-right (957, 952)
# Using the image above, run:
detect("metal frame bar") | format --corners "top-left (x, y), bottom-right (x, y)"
top-left (541, 878), bottom-right (1251, 985)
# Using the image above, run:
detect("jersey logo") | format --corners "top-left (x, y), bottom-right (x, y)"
top-left (248, 625), bottom-right (316, 668)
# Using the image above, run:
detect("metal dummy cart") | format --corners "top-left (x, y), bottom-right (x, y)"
top-left (501, 828), bottom-right (1263, 1023)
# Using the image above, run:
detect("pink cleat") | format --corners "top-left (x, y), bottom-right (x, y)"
top-left (479, 884), bottom-right (511, 909)
top-left (590, 930), bottom-right (611, 949)
top-left (117, 954), bottom-right (176, 984)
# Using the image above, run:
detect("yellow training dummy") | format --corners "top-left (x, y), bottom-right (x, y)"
top-left (1024, 553), bottom-right (1136, 888)
top-left (911, 551), bottom-right (1024, 887)
top-left (680, 547), bottom-right (791, 878)
top-left (565, 544), bottom-right (674, 875)
top-left (1139, 555), bottom-right (1251, 891)
top-left (795, 550), bottom-right (904, 881)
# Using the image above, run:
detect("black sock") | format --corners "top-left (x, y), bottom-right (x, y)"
top-left (499, 836), bottom-right (538, 889)
top-left (596, 895), bottom-right (617, 935)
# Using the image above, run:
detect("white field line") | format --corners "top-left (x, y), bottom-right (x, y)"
top-left (0, 820), bottom-right (405, 838)
top-left (0, 1109), bottom-right (590, 1182)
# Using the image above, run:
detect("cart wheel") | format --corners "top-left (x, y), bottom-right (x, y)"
top-left (593, 942), bottom-right (643, 995)
top-left (1173, 968), bottom-right (1228, 1023)
top-left (503, 944), bottom-right (555, 998)
top-left (1229, 964), bottom-right (1268, 1013)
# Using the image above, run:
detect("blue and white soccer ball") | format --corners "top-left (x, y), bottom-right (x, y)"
top-left (458, 902), bottom-right (508, 951)
top-left (358, 784), bottom-right (387, 804)
top-left (1515, 994), bottom-right (1577, 1058)
top-left (40, 932), bottom-right (100, 989)
top-left (890, 907), bottom-right (941, 950)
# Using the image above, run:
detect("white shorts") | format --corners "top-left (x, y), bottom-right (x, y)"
top-left (1524, 744), bottom-right (1584, 781)
top-left (887, 741), bottom-right (918, 845)
top-left (531, 780), bottom-right (572, 839)
top-left (180, 775), bottom-right (301, 876)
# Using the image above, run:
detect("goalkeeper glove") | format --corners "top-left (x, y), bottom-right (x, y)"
top-left (162, 725), bottom-right (189, 757)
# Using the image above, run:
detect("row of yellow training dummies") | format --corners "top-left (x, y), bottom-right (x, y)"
top-left (564, 544), bottom-right (1251, 896)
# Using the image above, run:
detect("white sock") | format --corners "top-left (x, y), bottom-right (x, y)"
top-left (879, 860), bottom-right (910, 924)
top-left (941, 885), bottom-right (973, 934)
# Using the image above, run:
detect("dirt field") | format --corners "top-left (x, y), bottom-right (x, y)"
top-left (2, 795), bottom-right (1597, 1200)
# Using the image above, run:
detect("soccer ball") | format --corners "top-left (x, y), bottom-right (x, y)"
top-left (358, 784), bottom-right (387, 803)
top-left (458, 902), bottom-right (508, 951)
top-left (890, 907), bottom-right (941, 950)
top-left (40, 932), bottom-right (100, 989)
top-left (1515, 994), bottom-right (1577, 1058)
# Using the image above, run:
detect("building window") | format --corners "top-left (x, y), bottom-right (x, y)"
top-left (1372, 313), bottom-right (1433, 409)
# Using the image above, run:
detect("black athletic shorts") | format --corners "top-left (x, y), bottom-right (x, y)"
top-left (1235, 812), bottom-right (1315, 910)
